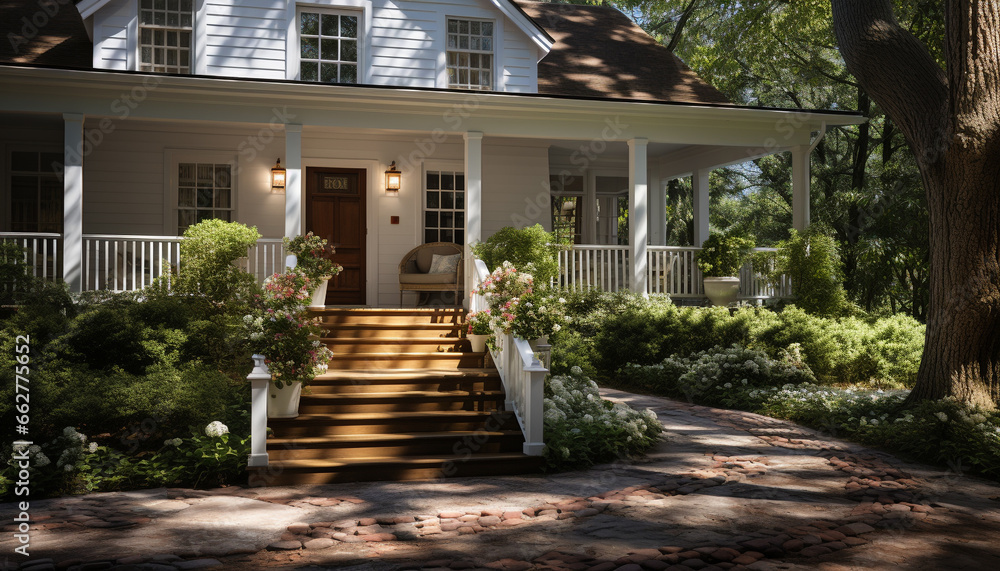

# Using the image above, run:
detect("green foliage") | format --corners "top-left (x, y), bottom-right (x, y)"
top-left (696, 232), bottom-right (755, 277)
top-left (553, 294), bottom-right (924, 389)
top-left (772, 227), bottom-right (849, 316)
top-left (543, 368), bottom-right (663, 471)
top-left (168, 219), bottom-right (261, 308)
top-left (473, 224), bottom-right (561, 287)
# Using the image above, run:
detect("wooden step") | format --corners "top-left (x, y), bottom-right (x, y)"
top-left (327, 352), bottom-right (488, 370)
top-left (307, 369), bottom-right (503, 394)
top-left (324, 337), bottom-right (474, 354)
top-left (259, 453), bottom-right (543, 485)
top-left (312, 308), bottom-right (465, 326)
top-left (321, 323), bottom-right (463, 339)
top-left (268, 410), bottom-right (518, 437)
top-left (296, 390), bottom-right (506, 414)
top-left (266, 430), bottom-right (526, 460)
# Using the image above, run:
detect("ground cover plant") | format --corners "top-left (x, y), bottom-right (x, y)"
top-left (542, 367), bottom-right (663, 471)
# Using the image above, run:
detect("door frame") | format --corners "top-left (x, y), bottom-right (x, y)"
top-left (302, 157), bottom-right (379, 306)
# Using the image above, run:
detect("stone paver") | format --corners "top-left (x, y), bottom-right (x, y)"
top-left (3, 389), bottom-right (1000, 570)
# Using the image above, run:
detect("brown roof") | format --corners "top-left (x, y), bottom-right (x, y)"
top-left (0, 0), bottom-right (91, 68)
top-left (519, 1), bottom-right (730, 104)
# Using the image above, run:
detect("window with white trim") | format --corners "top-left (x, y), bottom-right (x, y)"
top-left (139, 0), bottom-right (193, 74)
top-left (299, 10), bottom-right (359, 84)
top-left (446, 18), bottom-right (494, 90)
top-left (424, 170), bottom-right (465, 244)
top-left (176, 162), bottom-right (233, 234)
top-left (9, 151), bottom-right (63, 233)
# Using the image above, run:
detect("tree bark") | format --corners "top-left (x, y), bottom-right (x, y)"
top-left (831, 0), bottom-right (1000, 410)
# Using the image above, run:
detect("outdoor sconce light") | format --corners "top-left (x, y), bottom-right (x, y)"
top-left (385, 161), bottom-right (401, 196)
top-left (270, 158), bottom-right (286, 193)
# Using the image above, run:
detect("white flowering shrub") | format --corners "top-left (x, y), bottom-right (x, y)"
top-left (622, 344), bottom-right (815, 408)
top-left (543, 367), bottom-right (663, 470)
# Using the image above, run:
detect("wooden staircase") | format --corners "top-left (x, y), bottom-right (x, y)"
top-left (261, 308), bottom-right (542, 484)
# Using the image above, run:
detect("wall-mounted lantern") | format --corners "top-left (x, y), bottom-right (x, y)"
top-left (385, 161), bottom-right (401, 196)
top-left (271, 158), bottom-right (286, 193)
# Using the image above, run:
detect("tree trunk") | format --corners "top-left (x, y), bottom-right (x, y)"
top-left (831, 0), bottom-right (1000, 410)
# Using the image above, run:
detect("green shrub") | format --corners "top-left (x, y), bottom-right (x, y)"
top-left (696, 232), bottom-right (755, 277)
top-left (772, 227), bottom-right (848, 316)
top-left (543, 368), bottom-right (662, 470)
top-left (473, 224), bottom-right (561, 287)
top-left (167, 219), bottom-right (261, 308)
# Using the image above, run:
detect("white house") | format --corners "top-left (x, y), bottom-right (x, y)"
top-left (0, 0), bottom-right (865, 306)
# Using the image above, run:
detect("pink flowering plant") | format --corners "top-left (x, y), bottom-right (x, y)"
top-left (466, 309), bottom-right (494, 336)
top-left (474, 261), bottom-right (534, 333)
top-left (245, 271), bottom-right (333, 388)
top-left (283, 232), bottom-right (343, 284)
top-left (473, 261), bottom-right (566, 341)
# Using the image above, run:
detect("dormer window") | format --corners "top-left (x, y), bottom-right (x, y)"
top-left (299, 10), bottom-right (359, 84)
top-left (447, 18), bottom-right (494, 90)
top-left (139, 0), bottom-right (193, 74)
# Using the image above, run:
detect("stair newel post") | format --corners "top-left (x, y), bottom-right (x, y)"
top-left (523, 358), bottom-right (547, 456)
top-left (248, 354), bottom-right (271, 467)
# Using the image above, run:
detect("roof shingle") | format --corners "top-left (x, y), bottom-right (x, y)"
top-left (0, 0), bottom-right (91, 68)
top-left (519, 1), bottom-right (730, 104)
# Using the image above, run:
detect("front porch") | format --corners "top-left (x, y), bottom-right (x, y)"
top-left (0, 67), bottom-right (862, 306)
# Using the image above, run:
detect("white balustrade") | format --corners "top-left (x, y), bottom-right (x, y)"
top-left (0, 232), bottom-right (62, 282)
top-left (558, 244), bottom-right (792, 301)
top-left (472, 258), bottom-right (546, 456)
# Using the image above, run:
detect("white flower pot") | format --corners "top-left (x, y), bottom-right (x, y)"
top-left (309, 277), bottom-right (331, 309)
top-left (467, 333), bottom-right (488, 353)
top-left (703, 276), bottom-right (741, 307)
top-left (268, 381), bottom-right (303, 419)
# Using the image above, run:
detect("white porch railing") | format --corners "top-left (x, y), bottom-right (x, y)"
top-left (472, 258), bottom-right (546, 456)
top-left (0, 232), bottom-right (63, 281)
top-left (556, 244), bottom-right (631, 291)
top-left (559, 244), bottom-right (792, 300)
top-left (2, 232), bottom-right (286, 292)
top-left (82, 234), bottom-right (182, 291)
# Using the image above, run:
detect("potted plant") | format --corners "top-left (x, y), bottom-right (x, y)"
top-left (473, 261), bottom-right (534, 334)
top-left (696, 233), bottom-right (755, 306)
top-left (465, 310), bottom-right (493, 352)
top-left (283, 232), bottom-right (343, 308)
top-left (246, 271), bottom-right (334, 418)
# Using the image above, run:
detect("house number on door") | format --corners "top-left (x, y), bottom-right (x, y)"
top-left (323, 176), bottom-right (349, 191)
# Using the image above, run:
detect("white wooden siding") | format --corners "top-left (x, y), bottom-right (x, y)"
top-left (92, 0), bottom-right (133, 71)
top-left (86, 0), bottom-right (542, 92)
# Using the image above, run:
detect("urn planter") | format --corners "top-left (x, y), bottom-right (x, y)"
top-left (703, 276), bottom-right (741, 307)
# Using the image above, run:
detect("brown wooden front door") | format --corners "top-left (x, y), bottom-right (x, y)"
top-left (306, 167), bottom-right (366, 305)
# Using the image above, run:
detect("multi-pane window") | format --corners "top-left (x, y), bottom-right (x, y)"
top-left (300, 11), bottom-right (359, 84)
top-left (177, 163), bottom-right (233, 234)
top-left (424, 170), bottom-right (465, 244)
top-left (9, 151), bottom-right (63, 233)
top-left (447, 19), bottom-right (493, 90)
top-left (139, 0), bottom-right (193, 74)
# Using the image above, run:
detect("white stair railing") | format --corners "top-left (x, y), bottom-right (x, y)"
top-left (472, 258), bottom-right (546, 456)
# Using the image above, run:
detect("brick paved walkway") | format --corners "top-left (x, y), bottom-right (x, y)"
top-left (4, 390), bottom-right (1000, 571)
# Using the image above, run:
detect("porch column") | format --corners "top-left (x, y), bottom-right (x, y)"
top-left (628, 138), bottom-right (648, 295)
top-left (792, 145), bottom-right (810, 231)
top-left (464, 131), bottom-right (483, 307)
top-left (648, 172), bottom-right (666, 246)
top-left (284, 124), bottom-right (302, 238)
top-left (63, 113), bottom-right (84, 294)
top-left (582, 172), bottom-right (596, 244)
top-left (692, 168), bottom-right (710, 247)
